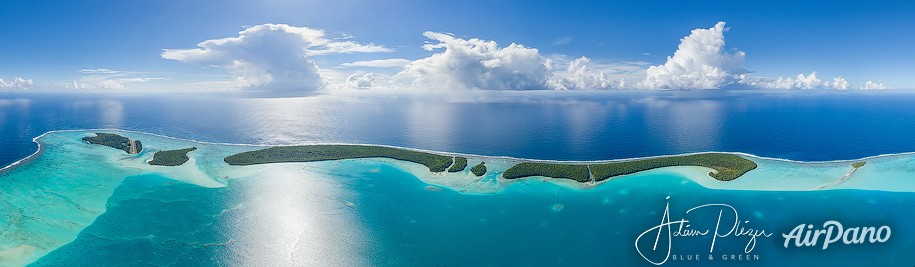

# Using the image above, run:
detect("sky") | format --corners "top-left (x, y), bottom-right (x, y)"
top-left (1, 0), bottom-right (914, 93)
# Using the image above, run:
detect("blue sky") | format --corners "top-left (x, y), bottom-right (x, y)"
top-left (1, 0), bottom-right (913, 92)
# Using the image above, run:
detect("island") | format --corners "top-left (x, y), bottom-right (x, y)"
top-left (82, 133), bottom-right (142, 154)
top-left (448, 157), bottom-right (468, 172)
top-left (223, 145), bottom-right (454, 172)
top-left (502, 162), bottom-right (589, 181)
top-left (470, 162), bottom-right (487, 176)
top-left (816, 161), bottom-right (867, 189)
top-left (223, 145), bottom-right (756, 182)
top-left (503, 153), bottom-right (757, 182)
top-left (149, 147), bottom-right (197, 166)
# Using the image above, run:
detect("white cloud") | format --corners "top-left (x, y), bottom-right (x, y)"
top-left (333, 33), bottom-right (356, 40)
top-left (748, 73), bottom-right (856, 90)
top-left (162, 24), bottom-right (391, 94)
top-left (70, 80), bottom-right (125, 90)
top-left (151, 22), bottom-right (894, 93)
top-left (0, 77), bottom-right (34, 89)
top-left (641, 22), bottom-right (747, 89)
top-left (117, 77), bottom-right (166, 82)
top-left (552, 37), bottom-right (573, 46)
top-left (340, 72), bottom-right (384, 89)
top-left (68, 68), bottom-right (164, 90)
top-left (393, 32), bottom-right (553, 90)
top-left (348, 73), bottom-right (378, 88)
top-left (861, 80), bottom-right (889, 90)
top-left (548, 57), bottom-right (627, 90)
top-left (638, 21), bottom-right (885, 91)
top-left (79, 68), bottom-right (125, 74)
top-left (339, 58), bottom-right (412, 68)
top-left (761, 72), bottom-right (823, 89)
top-left (826, 77), bottom-right (849, 90)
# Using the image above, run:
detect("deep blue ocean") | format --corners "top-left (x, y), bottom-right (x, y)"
top-left (5, 90), bottom-right (915, 166)
top-left (3, 91), bottom-right (915, 266)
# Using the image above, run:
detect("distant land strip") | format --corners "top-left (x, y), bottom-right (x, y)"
top-left (81, 132), bottom-right (757, 183)
top-left (223, 146), bottom-right (756, 182)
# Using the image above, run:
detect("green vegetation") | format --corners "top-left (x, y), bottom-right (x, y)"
top-left (448, 157), bottom-right (468, 172)
top-left (502, 162), bottom-right (590, 182)
top-left (852, 161), bottom-right (866, 168)
top-left (590, 153), bottom-right (756, 181)
top-left (149, 147), bottom-right (197, 166)
top-left (502, 153), bottom-right (757, 182)
top-left (224, 145), bottom-right (454, 172)
top-left (224, 144), bottom-right (755, 182)
top-left (82, 133), bottom-right (142, 154)
top-left (471, 162), bottom-right (487, 176)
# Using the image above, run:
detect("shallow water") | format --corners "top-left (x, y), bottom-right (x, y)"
top-left (0, 130), bottom-right (912, 266)
top-left (4, 91), bottom-right (915, 266)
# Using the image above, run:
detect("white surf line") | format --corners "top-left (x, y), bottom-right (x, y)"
top-left (3, 128), bottom-right (912, 187)
top-left (3, 129), bottom-right (914, 195)
top-left (816, 165), bottom-right (861, 190)
top-left (14, 128), bottom-right (904, 166)
top-left (0, 131), bottom-right (51, 174)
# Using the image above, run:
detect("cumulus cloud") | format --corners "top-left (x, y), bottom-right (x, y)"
top-left (747, 73), bottom-right (857, 90)
top-left (393, 32), bottom-right (553, 90)
top-left (861, 80), bottom-right (889, 90)
top-left (548, 57), bottom-right (627, 90)
top-left (826, 77), bottom-right (849, 90)
top-left (760, 72), bottom-right (822, 89)
top-left (71, 80), bottom-right (125, 90)
top-left (639, 22), bottom-right (882, 91)
top-left (154, 22), bottom-right (893, 93)
top-left (348, 73), bottom-right (378, 88)
top-left (0, 77), bottom-right (34, 89)
top-left (336, 72), bottom-right (386, 90)
top-left (641, 22), bottom-right (747, 89)
top-left (339, 58), bottom-right (411, 68)
top-left (162, 24), bottom-right (390, 94)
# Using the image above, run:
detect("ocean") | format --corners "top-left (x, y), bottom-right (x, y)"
top-left (7, 90), bottom-right (915, 166)
top-left (2, 90), bottom-right (915, 266)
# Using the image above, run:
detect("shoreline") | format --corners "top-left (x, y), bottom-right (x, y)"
top-left (1, 129), bottom-right (907, 175)
top-left (0, 131), bottom-right (51, 175)
top-left (5, 129), bottom-right (915, 194)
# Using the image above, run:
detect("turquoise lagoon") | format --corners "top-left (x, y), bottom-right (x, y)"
top-left (1, 130), bottom-right (915, 266)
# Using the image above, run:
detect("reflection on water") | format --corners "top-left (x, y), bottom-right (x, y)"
top-left (72, 100), bottom-right (124, 128)
top-left (641, 98), bottom-right (723, 152)
top-left (406, 101), bottom-right (457, 151)
top-left (229, 97), bottom-right (343, 144)
top-left (19, 130), bottom-right (915, 266)
top-left (223, 165), bottom-right (369, 266)
top-left (5, 91), bottom-right (915, 167)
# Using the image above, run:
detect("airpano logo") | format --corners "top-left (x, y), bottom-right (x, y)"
top-left (782, 221), bottom-right (890, 249)
top-left (634, 196), bottom-right (893, 265)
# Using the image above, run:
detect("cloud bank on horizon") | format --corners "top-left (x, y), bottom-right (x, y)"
top-left (3, 22), bottom-right (891, 93)
top-left (0, 77), bottom-right (33, 89)
top-left (65, 68), bottom-right (166, 90)
top-left (392, 31), bottom-right (554, 90)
